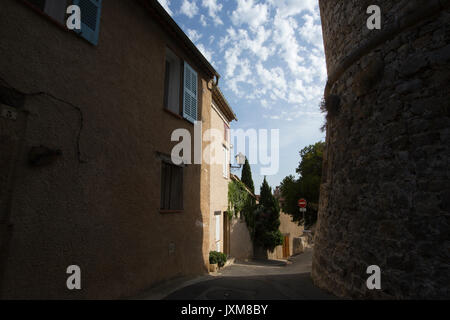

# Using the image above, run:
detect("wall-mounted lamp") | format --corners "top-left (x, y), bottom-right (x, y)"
top-left (230, 152), bottom-right (245, 169)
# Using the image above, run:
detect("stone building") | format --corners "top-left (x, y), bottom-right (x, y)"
top-left (313, 0), bottom-right (450, 299)
top-left (0, 0), bottom-right (234, 299)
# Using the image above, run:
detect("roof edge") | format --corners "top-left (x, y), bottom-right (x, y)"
top-left (139, 0), bottom-right (219, 80)
top-left (212, 86), bottom-right (237, 123)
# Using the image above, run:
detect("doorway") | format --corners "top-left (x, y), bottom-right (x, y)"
top-left (223, 213), bottom-right (230, 256)
top-left (282, 235), bottom-right (290, 258)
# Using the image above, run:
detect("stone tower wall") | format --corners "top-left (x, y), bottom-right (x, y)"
top-left (312, 0), bottom-right (450, 299)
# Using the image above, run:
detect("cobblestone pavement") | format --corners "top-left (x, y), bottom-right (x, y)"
top-left (164, 249), bottom-right (337, 300)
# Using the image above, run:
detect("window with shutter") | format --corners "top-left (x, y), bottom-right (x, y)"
top-left (183, 62), bottom-right (198, 123)
top-left (73, 0), bottom-right (102, 45)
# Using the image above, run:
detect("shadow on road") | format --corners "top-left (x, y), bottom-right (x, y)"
top-left (164, 272), bottom-right (336, 300)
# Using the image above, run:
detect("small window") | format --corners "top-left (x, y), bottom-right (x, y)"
top-left (164, 48), bottom-right (181, 114)
top-left (223, 145), bottom-right (228, 178)
top-left (161, 160), bottom-right (183, 211)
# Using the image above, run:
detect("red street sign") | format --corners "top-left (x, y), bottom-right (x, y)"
top-left (298, 198), bottom-right (307, 208)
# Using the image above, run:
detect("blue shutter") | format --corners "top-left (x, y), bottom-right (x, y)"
top-left (183, 62), bottom-right (198, 123)
top-left (73, 0), bottom-right (102, 45)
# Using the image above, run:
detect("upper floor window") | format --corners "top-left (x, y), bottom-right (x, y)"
top-left (164, 48), bottom-right (181, 115)
top-left (24, 0), bottom-right (102, 45)
top-left (163, 48), bottom-right (198, 123)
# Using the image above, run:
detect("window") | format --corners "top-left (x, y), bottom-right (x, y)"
top-left (223, 145), bottom-right (228, 178)
top-left (183, 62), bottom-right (198, 123)
top-left (25, 0), bottom-right (102, 45)
top-left (164, 48), bottom-right (181, 114)
top-left (163, 48), bottom-right (198, 123)
top-left (160, 160), bottom-right (183, 211)
top-left (73, 0), bottom-right (102, 45)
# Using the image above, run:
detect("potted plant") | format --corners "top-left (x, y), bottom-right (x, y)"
top-left (209, 251), bottom-right (227, 272)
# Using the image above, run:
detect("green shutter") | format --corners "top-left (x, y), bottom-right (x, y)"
top-left (183, 62), bottom-right (198, 123)
top-left (73, 0), bottom-right (102, 45)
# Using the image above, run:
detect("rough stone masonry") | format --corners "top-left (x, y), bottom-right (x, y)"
top-left (312, 0), bottom-right (450, 299)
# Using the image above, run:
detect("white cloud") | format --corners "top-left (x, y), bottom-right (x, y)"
top-left (268, 0), bottom-right (317, 18)
top-left (255, 62), bottom-right (287, 100)
top-left (272, 13), bottom-right (304, 75)
top-left (224, 42), bottom-right (242, 78)
top-left (299, 13), bottom-right (323, 49)
top-left (227, 59), bottom-right (252, 95)
top-left (200, 14), bottom-right (208, 27)
top-left (158, 0), bottom-right (172, 15)
top-left (196, 43), bottom-right (214, 63)
top-left (219, 26), bottom-right (273, 62)
top-left (180, 0), bottom-right (199, 18)
top-left (231, 0), bottom-right (269, 31)
top-left (186, 29), bottom-right (202, 43)
top-left (202, 0), bottom-right (223, 25)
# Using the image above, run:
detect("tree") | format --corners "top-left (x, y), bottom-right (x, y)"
top-left (241, 157), bottom-right (255, 193)
top-left (280, 141), bottom-right (325, 228)
top-left (253, 177), bottom-right (283, 252)
top-left (279, 175), bottom-right (302, 221)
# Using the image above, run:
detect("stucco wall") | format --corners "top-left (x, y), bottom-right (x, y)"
top-left (207, 103), bottom-right (230, 254)
top-left (268, 211), bottom-right (304, 260)
top-left (229, 214), bottom-right (253, 260)
top-left (0, 0), bottom-right (213, 299)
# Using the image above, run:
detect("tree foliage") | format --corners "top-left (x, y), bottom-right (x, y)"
top-left (241, 157), bottom-right (255, 193)
top-left (253, 177), bottom-right (283, 252)
top-left (280, 141), bottom-right (325, 228)
top-left (227, 179), bottom-right (257, 238)
top-left (228, 179), bottom-right (252, 219)
top-left (228, 177), bottom-right (283, 252)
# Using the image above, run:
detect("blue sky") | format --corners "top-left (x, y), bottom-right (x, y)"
top-left (158, 0), bottom-right (327, 192)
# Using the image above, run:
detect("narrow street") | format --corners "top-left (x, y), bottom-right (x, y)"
top-left (164, 250), bottom-right (336, 300)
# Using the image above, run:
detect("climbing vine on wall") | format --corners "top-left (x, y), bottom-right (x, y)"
top-left (227, 179), bottom-right (257, 239)
top-left (227, 179), bottom-right (249, 219)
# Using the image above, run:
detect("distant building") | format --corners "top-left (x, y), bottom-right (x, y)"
top-left (268, 187), bottom-right (304, 259)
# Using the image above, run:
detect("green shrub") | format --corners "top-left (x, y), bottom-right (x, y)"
top-left (209, 251), bottom-right (227, 268)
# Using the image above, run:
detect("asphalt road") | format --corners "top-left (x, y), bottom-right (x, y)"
top-left (164, 249), bottom-right (336, 300)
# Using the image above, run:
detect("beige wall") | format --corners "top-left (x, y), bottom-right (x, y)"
top-left (230, 214), bottom-right (253, 260)
top-left (207, 102), bottom-right (230, 254)
top-left (268, 211), bottom-right (304, 260)
top-left (0, 0), bottom-right (213, 299)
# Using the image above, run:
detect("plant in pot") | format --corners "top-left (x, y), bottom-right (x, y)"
top-left (209, 251), bottom-right (227, 272)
